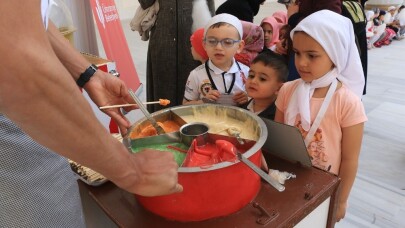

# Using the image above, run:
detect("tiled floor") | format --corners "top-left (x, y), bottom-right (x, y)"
top-left (336, 36), bottom-right (405, 227)
top-left (95, 0), bottom-right (405, 227)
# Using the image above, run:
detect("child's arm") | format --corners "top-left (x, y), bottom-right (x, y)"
top-left (336, 122), bottom-right (365, 222)
top-left (274, 107), bottom-right (284, 123)
top-left (232, 91), bottom-right (249, 105)
top-left (182, 98), bottom-right (203, 105)
top-left (183, 90), bottom-right (221, 105)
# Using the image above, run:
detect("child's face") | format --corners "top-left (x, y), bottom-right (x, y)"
top-left (279, 28), bottom-right (287, 40)
top-left (261, 23), bottom-right (273, 47)
top-left (204, 25), bottom-right (244, 70)
top-left (292, 32), bottom-right (334, 82)
top-left (246, 62), bottom-right (283, 100)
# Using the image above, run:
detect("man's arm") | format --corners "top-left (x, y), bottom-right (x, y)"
top-left (46, 21), bottom-right (134, 134)
top-left (0, 0), bottom-right (181, 196)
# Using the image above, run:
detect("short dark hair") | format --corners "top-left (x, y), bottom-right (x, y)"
top-left (379, 10), bottom-right (386, 16)
top-left (251, 51), bottom-right (288, 82)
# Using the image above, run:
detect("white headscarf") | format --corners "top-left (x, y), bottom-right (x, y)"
top-left (204, 13), bottom-right (243, 39)
top-left (287, 10), bottom-right (365, 131)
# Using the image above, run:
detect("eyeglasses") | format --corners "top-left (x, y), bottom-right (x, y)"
top-left (204, 38), bottom-right (241, 48)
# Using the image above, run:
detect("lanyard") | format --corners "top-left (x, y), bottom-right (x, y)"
top-left (204, 61), bottom-right (236, 94)
top-left (304, 79), bottom-right (338, 147)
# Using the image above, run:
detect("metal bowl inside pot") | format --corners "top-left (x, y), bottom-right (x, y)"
top-left (179, 122), bottom-right (209, 146)
top-left (124, 104), bottom-right (267, 221)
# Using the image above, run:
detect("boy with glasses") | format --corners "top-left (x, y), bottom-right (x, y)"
top-left (183, 14), bottom-right (249, 106)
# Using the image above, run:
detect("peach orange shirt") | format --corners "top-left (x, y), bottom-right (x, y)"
top-left (276, 80), bottom-right (368, 175)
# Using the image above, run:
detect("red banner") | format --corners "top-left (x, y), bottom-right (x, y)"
top-left (89, 0), bottom-right (140, 90)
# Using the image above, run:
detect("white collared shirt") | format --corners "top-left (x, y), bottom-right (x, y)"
top-left (184, 59), bottom-right (249, 101)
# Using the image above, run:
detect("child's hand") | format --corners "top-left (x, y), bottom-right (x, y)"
top-left (233, 91), bottom-right (248, 105)
top-left (205, 89), bottom-right (220, 101)
top-left (336, 201), bottom-right (348, 222)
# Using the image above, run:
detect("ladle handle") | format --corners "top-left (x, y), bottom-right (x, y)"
top-left (128, 89), bottom-right (165, 135)
top-left (234, 134), bottom-right (245, 145)
top-left (237, 152), bottom-right (285, 192)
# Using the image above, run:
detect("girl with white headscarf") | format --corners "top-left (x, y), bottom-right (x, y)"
top-left (274, 10), bottom-right (367, 222)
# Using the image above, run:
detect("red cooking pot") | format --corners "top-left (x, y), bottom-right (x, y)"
top-left (124, 104), bottom-right (268, 221)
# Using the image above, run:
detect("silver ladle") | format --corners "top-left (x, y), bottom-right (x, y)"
top-left (227, 126), bottom-right (245, 145)
top-left (128, 89), bottom-right (165, 135)
top-left (216, 140), bottom-right (285, 192)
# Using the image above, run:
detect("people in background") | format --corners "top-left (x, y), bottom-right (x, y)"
top-left (384, 6), bottom-right (399, 35)
top-left (138, 0), bottom-right (215, 112)
top-left (373, 10), bottom-right (397, 47)
top-left (366, 10), bottom-right (380, 49)
top-left (272, 10), bottom-right (288, 24)
top-left (274, 24), bottom-right (291, 58)
top-left (190, 28), bottom-right (209, 64)
top-left (395, 5), bottom-right (405, 36)
top-left (341, 0), bottom-right (368, 95)
top-left (386, 6), bottom-right (401, 38)
top-left (260, 16), bottom-right (280, 51)
top-left (215, 0), bottom-right (266, 23)
top-left (235, 20), bottom-right (264, 66)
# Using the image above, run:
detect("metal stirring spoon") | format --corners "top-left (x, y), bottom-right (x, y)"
top-left (227, 126), bottom-right (244, 145)
top-left (216, 140), bottom-right (285, 192)
top-left (128, 89), bottom-right (165, 135)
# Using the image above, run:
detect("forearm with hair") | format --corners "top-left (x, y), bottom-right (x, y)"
top-left (0, 1), bottom-right (136, 183)
top-left (46, 22), bottom-right (91, 81)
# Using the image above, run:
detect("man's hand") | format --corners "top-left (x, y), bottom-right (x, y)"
top-left (118, 150), bottom-right (183, 196)
top-left (84, 70), bottom-right (135, 135)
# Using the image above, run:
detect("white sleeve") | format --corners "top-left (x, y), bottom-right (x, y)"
top-left (42, 0), bottom-right (50, 29)
top-left (184, 71), bottom-right (200, 101)
top-left (242, 65), bottom-right (249, 89)
top-left (233, 64), bottom-right (249, 92)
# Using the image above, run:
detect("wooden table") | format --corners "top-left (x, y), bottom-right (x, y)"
top-left (79, 155), bottom-right (340, 228)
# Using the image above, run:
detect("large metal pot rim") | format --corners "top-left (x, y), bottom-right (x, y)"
top-left (124, 104), bottom-right (268, 173)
